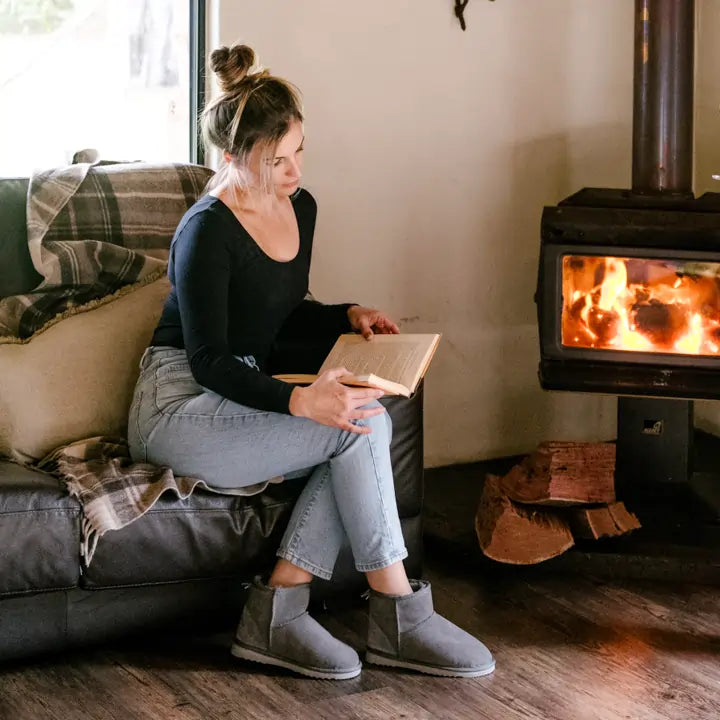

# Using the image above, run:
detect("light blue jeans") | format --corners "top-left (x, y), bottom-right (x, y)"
top-left (127, 346), bottom-right (408, 580)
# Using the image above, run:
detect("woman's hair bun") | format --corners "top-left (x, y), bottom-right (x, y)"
top-left (210, 44), bottom-right (257, 93)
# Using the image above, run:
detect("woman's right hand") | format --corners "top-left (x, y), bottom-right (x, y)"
top-left (289, 366), bottom-right (385, 434)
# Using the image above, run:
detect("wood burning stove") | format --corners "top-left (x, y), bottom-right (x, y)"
top-left (536, 0), bottom-right (720, 534)
top-left (538, 190), bottom-right (720, 400)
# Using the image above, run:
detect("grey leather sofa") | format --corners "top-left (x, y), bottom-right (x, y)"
top-left (0, 176), bottom-right (425, 662)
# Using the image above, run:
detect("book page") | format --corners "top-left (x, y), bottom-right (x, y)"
top-left (319, 334), bottom-right (439, 392)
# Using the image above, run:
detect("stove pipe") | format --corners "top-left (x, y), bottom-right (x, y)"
top-left (632, 0), bottom-right (695, 194)
top-left (620, 1), bottom-right (697, 496)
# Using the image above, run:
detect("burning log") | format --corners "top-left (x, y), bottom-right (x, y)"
top-left (568, 502), bottom-right (641, 540)
top-left (631, 300), bottom-right (689, 348)
top-left (501, 441), bottom-right (616, 506)
top-left (475, 475), bottom-right (574, 564)
top-left (586, 306), bottom-right (621, 344)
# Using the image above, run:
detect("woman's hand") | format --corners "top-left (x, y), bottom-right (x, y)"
top-left (289, 367), bottom-right (385, 434)
top-left (347, 305), bottom-right (400, 340)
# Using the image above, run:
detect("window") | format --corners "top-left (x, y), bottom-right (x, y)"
top-left (0, 0), bottom-right (205, 175)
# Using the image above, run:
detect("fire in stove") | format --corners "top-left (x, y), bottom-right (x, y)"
top-left (562, 255), bottom-right (720, 356)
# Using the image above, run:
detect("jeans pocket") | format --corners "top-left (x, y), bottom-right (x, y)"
top-left (154, 371), bottom-right (203, 411)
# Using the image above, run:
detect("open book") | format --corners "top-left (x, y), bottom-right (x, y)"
top-left (274, 333), bottom-right (441, 397)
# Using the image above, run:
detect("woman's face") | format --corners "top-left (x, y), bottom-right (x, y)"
top-left (226, 119), bottom-right (304, 198)
top-left (268, 119), bottom-right (305, 196)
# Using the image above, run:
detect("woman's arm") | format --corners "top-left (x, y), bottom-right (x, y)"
top-left (173, 213), bottom-right (295, 413)
top-left (278, 296), bottom-right (356, 340)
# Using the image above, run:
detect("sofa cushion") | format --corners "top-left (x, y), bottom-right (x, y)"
top-left (80, 481), bottom-right (304, 588)
top-left (0, 178), bottom-right (42, 298)
top-left (0, 276), bottom-right (170, 463)
top-left (0, 460), bottom-right (80, 596)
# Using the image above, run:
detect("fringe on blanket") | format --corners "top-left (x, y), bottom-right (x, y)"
top-left (36, 435), bottom-right (281, 568)
top-left (80, 516), bottom-right (101, 566)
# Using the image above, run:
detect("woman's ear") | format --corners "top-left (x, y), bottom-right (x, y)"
top-left (223, 151), bottom-right (234, 164)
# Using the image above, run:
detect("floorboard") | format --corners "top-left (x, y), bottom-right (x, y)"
top-left (1, 462), bottom-right (718, 720)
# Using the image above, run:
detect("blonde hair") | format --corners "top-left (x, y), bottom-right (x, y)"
top-left (202, 44), bottom-right (304, 199)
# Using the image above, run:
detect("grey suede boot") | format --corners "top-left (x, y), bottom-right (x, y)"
top-left (365, 579), bottom-right (496, 677)
top-left (232, 577), bottom-right (362, 680)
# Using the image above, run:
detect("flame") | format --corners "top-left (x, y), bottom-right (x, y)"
top-left (674, 313), bottom-right (703, 354)
top-left (561, 255), bottom-right (720, 356)
top-left (598, 258), bottom-right (627, 311)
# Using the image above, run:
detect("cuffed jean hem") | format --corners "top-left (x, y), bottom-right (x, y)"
top-left (355, 548), bottom-right (409, 574)
top-left (275, 549), bottom-right (335, 581)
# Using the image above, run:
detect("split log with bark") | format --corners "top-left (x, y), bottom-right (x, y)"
top-left (475, 474), bottom-right (575, 564)
top-left (568, 502), bottom-right (641, 540)
top-left (501, 441), bottom-right (616, 506)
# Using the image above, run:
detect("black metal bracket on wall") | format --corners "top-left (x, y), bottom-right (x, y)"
top-left (454, 0), bottom-right (495, 31)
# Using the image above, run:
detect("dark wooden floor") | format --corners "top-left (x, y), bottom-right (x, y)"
top-left (1, 463), bottom-right (719, 720)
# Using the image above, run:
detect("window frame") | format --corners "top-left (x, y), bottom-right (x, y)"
top-left (189, 0), bottom-right (206, 165)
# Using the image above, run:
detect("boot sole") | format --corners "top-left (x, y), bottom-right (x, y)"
top-left (365, 650), bottom-right (496, 678)
top-left (231, 642), bottom-right (362, 680)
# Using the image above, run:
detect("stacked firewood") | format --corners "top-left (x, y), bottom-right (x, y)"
top-left (475, 442), bottom-right (641, 564)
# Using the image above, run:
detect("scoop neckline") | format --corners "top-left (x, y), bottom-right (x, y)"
top-left (206, 192), bottom-right (302, 264)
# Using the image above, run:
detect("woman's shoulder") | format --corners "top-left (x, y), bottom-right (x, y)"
top-left (174, 195), bottom-right (235, 241)
top-left (291, 188), bottom-right (318, 233)
top-left (291, 187), bottom-right (317, 213)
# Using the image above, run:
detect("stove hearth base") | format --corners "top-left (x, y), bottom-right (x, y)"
top-left (560, 408), bottom-right (720, 584)
top-left (423, 427), bottom-right (720, 585)
top-left (616, 397), bottom-right (720, 521)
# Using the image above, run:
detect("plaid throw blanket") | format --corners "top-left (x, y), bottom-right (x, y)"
top-left (37, 436), bottom-right (279, 565)
top-left (0, 161), bottom-right (213, 339)
top-left (37, 437), bottom-right (208, 564)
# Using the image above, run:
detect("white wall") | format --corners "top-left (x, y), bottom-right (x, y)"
top-left (213, 1), bottom-right (653, 467)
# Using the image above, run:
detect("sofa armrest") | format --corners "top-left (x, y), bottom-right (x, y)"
top-left (382, 381), bottom-right (424, 518)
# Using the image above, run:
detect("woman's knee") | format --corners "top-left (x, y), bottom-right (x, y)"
top-left (351, 400), bottom-right (391, 439)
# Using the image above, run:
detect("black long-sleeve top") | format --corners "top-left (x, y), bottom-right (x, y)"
top-left (151, 189), bottom-right (354, 414)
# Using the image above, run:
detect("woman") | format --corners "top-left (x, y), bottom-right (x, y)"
top-left (128, 43), bottom-right (495, 680)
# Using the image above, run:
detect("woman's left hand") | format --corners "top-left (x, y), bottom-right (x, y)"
top-left (347, 305), bottom-right (400, 340)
